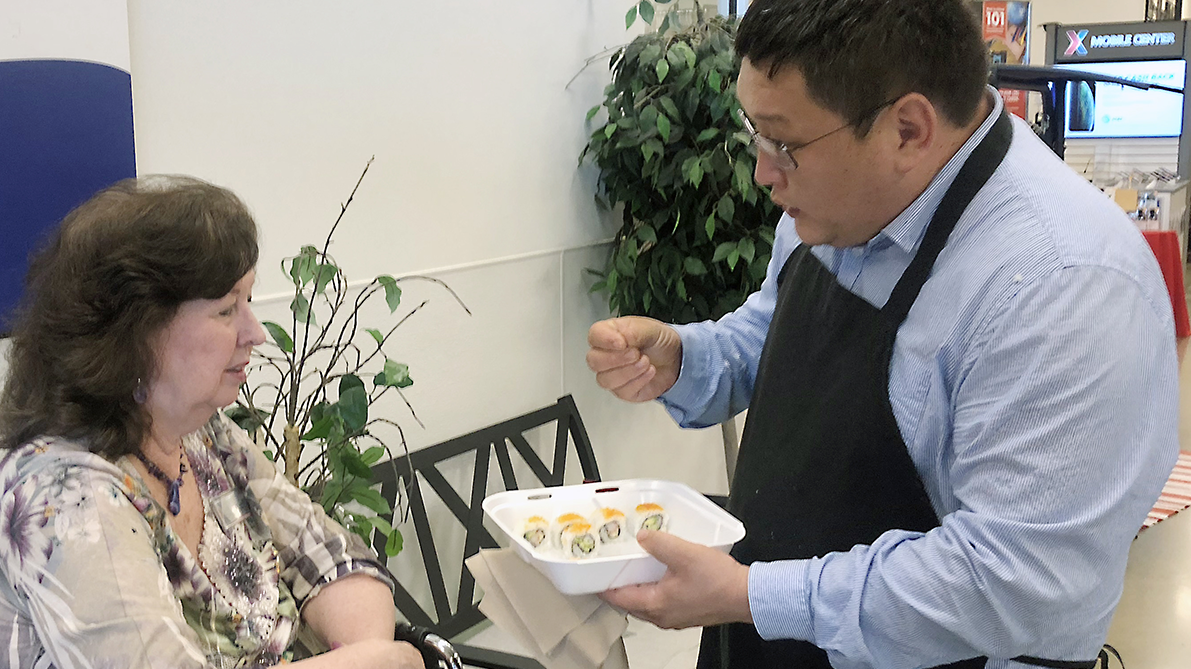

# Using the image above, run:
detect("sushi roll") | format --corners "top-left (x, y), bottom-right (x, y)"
top-left (552, 512), bottom-right (586, 547)
top-left (560, 522), bottom-right (600, 559)
top-left (521, 515), bottom-right (549, 549)
top-left (634, 502), bottom-right (669, 533)
top-left (590, 507), bottom-right (628, 543)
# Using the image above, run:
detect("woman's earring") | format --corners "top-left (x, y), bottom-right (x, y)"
top-left (134, 379), bottom-right (147, 404)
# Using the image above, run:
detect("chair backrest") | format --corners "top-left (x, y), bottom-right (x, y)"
top-left (371, 394), bottom-right (600, 639)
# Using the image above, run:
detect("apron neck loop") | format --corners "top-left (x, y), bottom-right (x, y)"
top-left (882, 111), bottom-right (1014, 326)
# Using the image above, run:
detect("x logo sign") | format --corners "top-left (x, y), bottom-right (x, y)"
top-left (1066, 29), bottom-right (1090, 56)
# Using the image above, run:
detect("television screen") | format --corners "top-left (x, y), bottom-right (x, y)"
top-left (1055, 59), bottom-right (1186, 138)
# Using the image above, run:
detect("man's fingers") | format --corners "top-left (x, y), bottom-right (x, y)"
top-left (622, 364), bottom-right (659, 401)
top-left (635, 529), bottom-right (696, 569)
top-left (613, 317), bottom-right (663, 351)
top-left (588, 319), bottom-right (628, 350)
top-left (595, 358), bottom-right (655, 399)
top-left (599, 583), bottom-right (659, 618)
top-left (586, 347), bottom-right (641, 374)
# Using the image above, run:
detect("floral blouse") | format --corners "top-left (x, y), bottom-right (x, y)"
top-left (0, 413), bottom-right (393, 669)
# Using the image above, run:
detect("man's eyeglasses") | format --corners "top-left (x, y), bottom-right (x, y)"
top-left (737, 98), bottom-right (900, 171)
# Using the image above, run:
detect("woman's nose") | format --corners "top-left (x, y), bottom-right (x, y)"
top-left (242, 310), bottom-right (267, 347)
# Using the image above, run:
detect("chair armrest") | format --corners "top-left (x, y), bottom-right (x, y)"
top-left (395, 622), bottom-right (464, 669)
top-left (450, 641), bottom-right (546, 669)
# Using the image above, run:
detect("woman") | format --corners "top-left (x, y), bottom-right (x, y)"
top-left (0, 176), bottom-right (423, 669)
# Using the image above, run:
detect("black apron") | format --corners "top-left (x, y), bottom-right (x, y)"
top-left (696, 112), bottom-right (1096, 669)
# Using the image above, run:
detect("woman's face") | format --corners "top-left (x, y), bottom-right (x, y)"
top-left (147, 271), bottom-right (265, 434)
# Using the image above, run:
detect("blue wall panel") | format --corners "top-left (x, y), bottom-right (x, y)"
top-left (0, 59), bottom-right (136, 333)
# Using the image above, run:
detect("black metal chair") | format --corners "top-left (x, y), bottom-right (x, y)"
top-left (374, 395), bottom-right (601, 669)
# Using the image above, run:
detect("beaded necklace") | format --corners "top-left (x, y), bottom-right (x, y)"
top-left (135, 448), bottom-right (187, 515)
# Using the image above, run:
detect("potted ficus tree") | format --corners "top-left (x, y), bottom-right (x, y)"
top-left (228, 159), bottom-right (469, 557)
top-left (583, 9), bottom-right (779, 324)
top-left (583, 5), bottom-right (776, 479)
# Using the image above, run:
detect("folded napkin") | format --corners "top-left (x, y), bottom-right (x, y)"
top-left (465, 548), bottom-right (629, 669)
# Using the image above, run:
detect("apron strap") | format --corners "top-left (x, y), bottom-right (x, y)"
top-left (882, 111), bottom-right (1013, 325)
top-left (1012, 654), bottom-right (1103, 669)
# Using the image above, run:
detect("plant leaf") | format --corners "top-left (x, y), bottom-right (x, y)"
top-left (351, 487), bottom-right (392, 516)
top-left (624, 4), bottom-right (637, 29)
top-left (637, 224), bottom-right (658, 245)
top-left (696, 128), bottom-right (719, 143)
top-left (313, 263), bottom-right (338, 295)
top-left (288, 247), bottom-right (318, 287)
top-left (376, 275), bottom-right (402, 313)
top-left (659, 97), bottom-right (680, 122)
top-left (655, 58), bottom-right (669, 83)
top-left (339, 373), bottom-right (365, 395)
top-left (717, 196), bottom-right (736, 223)
top-left (604, 124), bottom-right (617, 139)
top-left (705, 214), bottom-right (716, 241)
top-left (370, 515), bottom-right (393, 536)
top-left (586, 105), bottom-right (601, 121)
top-left (365, 328), bottom-right (384, 347)
top-left (638, 1), bottom-right (655, 25)
top-left (728, 248), bottom-right (740, 271)
top-left (713, 242), bottom-right (735, 263)
top-left (262, 321), bottom-right (293, 353)
top-left (656, 113), bottom-right (671, 143)
top-left (379, 359), bottom-right (413, 389)
top-left (684, 257), bottom-right (708, 276)
top-left (338, 447), bottom-right (374, 479)
top-left (361, 446), bottom-right (385, 465)
top-left (708, 70), bottom-right (723, 93)
top-left (385, 529), bottom-right (404, 556)
top-left (337, 386), bottom-right (368, 432)
top-left (290, 293), bottom-right (314, 326)
top-left (738, 238), bottom-right (756, 264)
top-left (301, 414), bottom-right (336, 441)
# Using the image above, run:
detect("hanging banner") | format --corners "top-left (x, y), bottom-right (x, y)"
top-left (0, 0), bottom-right (136, 333)
top-left (979, 1), bottom-right (1031, 119)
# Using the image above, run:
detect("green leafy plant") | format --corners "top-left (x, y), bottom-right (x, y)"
top-left (625, 0), bottom-right (675, 31)
top-left (583, 13), bottom-right (780, 323)
top-left (229, 159), bottom-right (469, 556)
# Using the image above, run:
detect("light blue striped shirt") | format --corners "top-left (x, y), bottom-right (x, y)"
top-left (661, 92), bottom-right (1180, 669)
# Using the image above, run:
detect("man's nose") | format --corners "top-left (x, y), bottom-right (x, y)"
top-left (753, 150), bottom-right (787, 191)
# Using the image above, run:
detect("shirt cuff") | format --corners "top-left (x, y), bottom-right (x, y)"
top-left (748, 559), bottom-right (815, 642)
top-left (659, 323), bottom-right (713, 409)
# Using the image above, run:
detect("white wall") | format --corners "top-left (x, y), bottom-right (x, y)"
top-left (122, 0), bottom-right (730, 496)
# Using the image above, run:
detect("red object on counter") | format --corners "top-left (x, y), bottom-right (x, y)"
top-left (1142, 230), bottom-right (1191, 339)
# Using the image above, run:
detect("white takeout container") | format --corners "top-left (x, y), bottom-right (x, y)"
top-left (482, 479), bottom-right (745, 595)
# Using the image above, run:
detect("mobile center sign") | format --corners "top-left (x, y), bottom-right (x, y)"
top-left (1054, 20), bottom-right (1185, 62)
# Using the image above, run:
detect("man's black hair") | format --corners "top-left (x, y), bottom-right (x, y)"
top-left (736, 0), bottom-right (990, 132)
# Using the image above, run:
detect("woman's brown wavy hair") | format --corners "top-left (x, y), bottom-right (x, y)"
top-left (0, 176), bottom-right (258, 458)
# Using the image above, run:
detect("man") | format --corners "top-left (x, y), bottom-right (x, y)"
top-left (585, 1), bottom-right (1179, 668)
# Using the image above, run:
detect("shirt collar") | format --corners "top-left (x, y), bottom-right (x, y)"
top-left (874, 88), bottom-right (1004, 254)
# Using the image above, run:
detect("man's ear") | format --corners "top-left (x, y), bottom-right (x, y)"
top-left (887, 94), bottom-right (939, 173)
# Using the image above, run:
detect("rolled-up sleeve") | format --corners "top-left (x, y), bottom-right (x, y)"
top-left (227, 423), bottom-right (395, 610)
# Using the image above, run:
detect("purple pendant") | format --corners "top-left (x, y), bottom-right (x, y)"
top-left (167, 480), bottom-right (182, 515)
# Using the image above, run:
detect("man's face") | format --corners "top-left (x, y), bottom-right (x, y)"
top-left (737, 59), bottom-right (902, 248)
